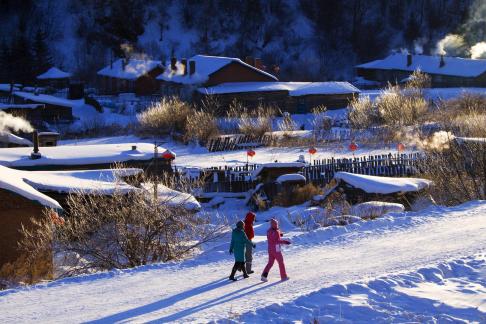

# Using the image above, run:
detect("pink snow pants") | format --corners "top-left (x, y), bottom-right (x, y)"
top-left (263, 251), bottom-right (287, 279)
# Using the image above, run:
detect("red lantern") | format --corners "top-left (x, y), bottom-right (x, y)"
top-left (349, 142), bottom-right (358, 152)
top-left (397, 143), bottom-right (405, 152)
top-left (161, 149), bottom-right (175, 160)
top-left (247, 149), bottom-right (256, 157)
top-left (308, 147), bottom-right (317, 155)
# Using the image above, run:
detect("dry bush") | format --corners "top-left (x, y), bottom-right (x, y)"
top-left (237, 105), bottom-right (276, 137)
top-left (137, 96), bottom-right (192, 136)
top-left (348, 96), bottom-right (379, 129)
top-left (19, 181), bottom-right (225, 278)
top-left (377, 84), bottom-right (428, 127)
top-left (420, 137), bottom-right (486, 205)
top-left (184, 110), bottom-right (220, 144)
top-left (0, 251), bottom-right (53, 286)
top-left (278, 112), bottom-right (297, 133)
top-left (404, 69), bottom-right (431, 93)
top-left (273, 183), bottom-right (322, 207)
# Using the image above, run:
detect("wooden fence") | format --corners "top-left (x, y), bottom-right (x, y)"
top-left (206, 134), bottom-right (277, 152)
top-left (199, 153), bottom-right (423, 193)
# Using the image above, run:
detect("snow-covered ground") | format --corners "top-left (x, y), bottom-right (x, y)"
top-left (1, 201), bottom-right (485, 323)
top-left (59, 135), bottom-right (408, 169)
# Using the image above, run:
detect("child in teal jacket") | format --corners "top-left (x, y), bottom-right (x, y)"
top-left (229, 220), bottom-right (255, 281)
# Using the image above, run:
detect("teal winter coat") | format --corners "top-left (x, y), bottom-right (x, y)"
top-left (229, 228), bottom-right (253, 262)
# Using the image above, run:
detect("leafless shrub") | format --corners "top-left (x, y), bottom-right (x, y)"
top-left (19, 177), bottom-right (225, 279)
top-left (273, 183), bottom-right (322, 207)
top-left (137, 96), bottom-right (192, 136)
top-left (348, 96), bottom-right (379, 129)
top-left (377, 84), bottom-right (428, 127)
top-left (278, 112), bottom-right (297, 133)
top-left (184, 109), bottom-right (220, 144)
top-left (236, 104), bottom-right (276, 137)
top-left (403, 69), bottom-right (431, 94)
top-left (420, 133), bottom-right (486, 205)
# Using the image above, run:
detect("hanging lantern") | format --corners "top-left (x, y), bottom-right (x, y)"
top-left (308, 147), bottom-right (317, 155)
top-left (349, 142), bottom-right (358, 152)
top-left (161, 149), bottom-right (175, 160)
top-left (247, 149), bottom-right (256, 157)
top-left (397, 143), bottom-right (405, 152)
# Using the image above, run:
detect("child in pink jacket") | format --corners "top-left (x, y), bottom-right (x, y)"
top-left (261, 218), bottom-right (291, 282)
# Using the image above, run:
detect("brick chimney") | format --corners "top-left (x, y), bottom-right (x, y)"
top-left (181, 58), bottom-right (187, 75)
top-left (439, 55), bottom-right (445, 68)
top-left (407, 54), bottom-right (412, 67)
top-left (122, 57), bottom-right (128, 71)
top-left (245, 56), bottom-right (254, 66)
top-left (189, 60), bottom-right (196, 75)
top-left (171, 57), bottom-right (177, 71)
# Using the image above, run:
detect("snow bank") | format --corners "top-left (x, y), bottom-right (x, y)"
top-left (335, 172), bottom-right (431, 194)
top-left (0, 143), bottom-right (160, 167)
top-left (276, 173), bottom-right (306, 183)
top-left (351, 201), bottom-right (405, 218)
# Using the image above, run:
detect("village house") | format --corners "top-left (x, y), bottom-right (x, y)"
top-left (0, 165), bottom-right (142, 279)
top-left (36, 67), bottom-right (72, 89)
top-left (198, 81), bottom-right (360, 113)
top-left (0, 141), bottom-right (175, 176)
top-left (356, 53), bottom-right (486, 87)
top-left (157, 55), bottom-right (278, 96)
top-left (10, 91), bottom-right (76, 125)
top-left (97, 58), bottom-right (164, 96)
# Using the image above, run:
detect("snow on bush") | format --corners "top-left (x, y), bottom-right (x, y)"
top-left (351, 201), bottom-right (405, 219)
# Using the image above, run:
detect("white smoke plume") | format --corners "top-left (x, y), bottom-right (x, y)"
top-left (397, 129), bottom-right (454, 152)
top-left (0, 111), bottom-right (34, 133)
top-left (435, 34), bottom-right (469, 57)
top-left (470, 41), bottom-right (486, 59)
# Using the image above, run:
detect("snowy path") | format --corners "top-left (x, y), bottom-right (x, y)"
top-left (1, 202), bottom-right (486, 323)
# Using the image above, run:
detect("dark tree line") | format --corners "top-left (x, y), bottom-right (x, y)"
top-left (0, 0), bottom-right (476, 84)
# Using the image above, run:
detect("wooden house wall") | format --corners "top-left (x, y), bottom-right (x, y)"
top-left (205, 62), bottom-right (276, 87)
top-left (197, 91), bottom-right (355, 115)
top-left (0, 189), bottom-right (50, 270)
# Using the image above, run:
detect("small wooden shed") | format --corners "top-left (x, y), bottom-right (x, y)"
top-left (36, 67), bottom-right (72, 89)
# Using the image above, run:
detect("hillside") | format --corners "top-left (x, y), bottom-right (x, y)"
top-left (0, 0), bottom-right (478, 84)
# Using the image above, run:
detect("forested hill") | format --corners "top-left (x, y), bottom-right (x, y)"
top-left (0, 0), bottom-right (480, 84)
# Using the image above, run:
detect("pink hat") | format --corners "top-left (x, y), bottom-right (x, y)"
top-left (270, 218), bottom-right (278, 229)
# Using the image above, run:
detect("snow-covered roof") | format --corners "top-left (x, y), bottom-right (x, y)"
top-left (142, 183), bottom-right (201, 211)
top-left (97, 58), bottom-right (162, 80)
top-left (158, 55), bottom-right (278, 85)
top-left (0, 132), bottom-right (32, 146)
top-left (334, 172), bottom-right (431, 194)
top-left (198, 81), bottom-right (359, 96)
top-left (0, 165), bottom-right (61, 209)
top-left (24, 168), bottom-right (141, 195)
top-left (356, 53), bottom-right (486, 78)
top-left (0, 103), bottom-right (43, 110)
top-left (0, 143), bottom-right (167, 168)
top-left (37, 67), bottom-right (71, 80)
top-left (276, 173), bottom-right (306, 183)
top-left (13, 91), bottom-right (83, 108)
top-left (251, 162), bottom-right (306, 179)
top-left (0, 84), bottom-right (20, 92)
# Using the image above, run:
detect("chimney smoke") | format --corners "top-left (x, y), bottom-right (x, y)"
top-left (181, 58), bottom-right (187, 75)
